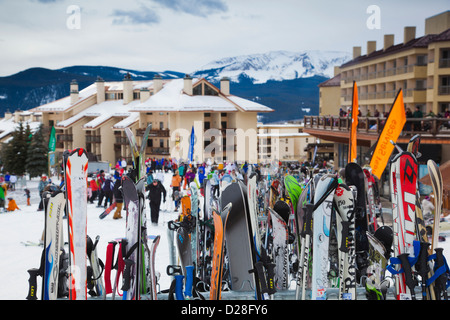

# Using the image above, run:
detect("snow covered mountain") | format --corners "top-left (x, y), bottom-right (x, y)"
top-left (192, 50), bottom-right (351, 84)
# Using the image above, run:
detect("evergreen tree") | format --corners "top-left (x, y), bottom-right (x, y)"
top-left (0, 122), bottom-right (29, 175)
top-left (26, 124), bottom-right (48, 178)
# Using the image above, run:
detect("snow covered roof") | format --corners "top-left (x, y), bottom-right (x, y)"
top-left (56, 100), bottom-right (141, 129)
top-left (35, 77), bottom-right (273, 131)
top-left (130, 79), bottom-right (273, 113)
top-left (33, 83), bottom-right (98, 112)
top-left (0, 117), bottom-right (41, 142)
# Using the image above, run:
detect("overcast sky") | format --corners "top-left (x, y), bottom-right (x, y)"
top-left (0, 0), bottom-right (448, 76)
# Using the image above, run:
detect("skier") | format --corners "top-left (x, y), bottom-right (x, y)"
top-left (146, 179), bottom-right (166, 226)
top-left (0, 184), bottom-right (5, 212)
top-left (37, 175), bottom-right (49, 211)
top-left (7, 197), bottom-right (20, 211)
top-left (102, 175), bottom-right (114, 208)
top-left (170, 170), bottom-right (182, 210)
top-left (24, 188), bottom-right (31, 206)
top-left (112, 177), bottom-right (123, 220)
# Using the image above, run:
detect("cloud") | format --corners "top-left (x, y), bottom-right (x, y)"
top-left (152, 0), bottom-right (228, 17)
top-left (111, 5), bottom-right (160, 25)
top-left (32, 0), bottom-right (63, 3)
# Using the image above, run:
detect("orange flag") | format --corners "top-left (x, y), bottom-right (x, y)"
top-left (369, 89), bottom-right (406, 179)
top-left (348, 81), bottom-right (358, 163)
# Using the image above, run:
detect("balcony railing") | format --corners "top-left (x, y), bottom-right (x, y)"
top-left (343, 64), bottom-right (420, 83)
top-left (147, 147), bottom-right (170, 155)
top-left (304, 115), bottom-right (450, 136)
top-left (439, 58), bottom-right (450, 68)
top-left (136, 128), bottom-right (170, 137)
top-left (86, 135), bottom-right (101, 143)
top-left (56, 134), bottom-right (73, 142)
top-left (439, 86), bottom-right (450, 95)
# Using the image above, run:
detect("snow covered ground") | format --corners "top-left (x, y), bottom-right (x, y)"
top-left (0, 172), bottom-right (180, 300)
top-left (1, 171), bottom-right (449, 300)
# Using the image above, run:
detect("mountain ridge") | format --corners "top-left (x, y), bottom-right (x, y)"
top-left (0, 50), bottom-right (350, 123)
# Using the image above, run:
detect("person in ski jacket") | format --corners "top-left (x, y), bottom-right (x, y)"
top-left (146, 179), bottom-right (166, 225)
top-left (37, 175), bottom-right (49, 211)
top-left (112, 177), bottom-right (123, 219)
top-left (7, 197), bottom-right (20, 211)
top-left (88, 177), bottom-right (99, 204)
top-left (171, 170), bottom-right (182, 210)
top-left (102, 175), bottom-right (114, 208)
top-left (96, 170), bottom-right (106, 207)
top-left (0, 184), bottom-right (5, 212)
top-left (211, 170), bottom-right (220, 197)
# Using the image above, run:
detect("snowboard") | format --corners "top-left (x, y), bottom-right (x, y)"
top-left (311, 174), bottom-right (336, 300)
top-left (99, 202), bottom-right (117, 219)
top-left (121, 175), bottom-right (141, 300)
top-left (220, 182), bottom-right (255, 292)
top-left (333, 184), bottom-right (356, 300)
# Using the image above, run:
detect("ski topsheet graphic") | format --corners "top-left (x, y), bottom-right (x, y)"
top-left (390, 151), bottom-right (418, 300)
top-left (65, 148), bottom-right (89, 300)
top-left (43, 191), bottom-right (65, 300)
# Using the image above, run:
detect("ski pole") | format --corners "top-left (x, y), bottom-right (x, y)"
top-left (397, 253), bottom-right (417, 300)
top-left (122, 258), bottom-right (134, 300)
top-left (175, 274), bottom-right (185, 300)
top-left (416, 242), bottom-right (431, 300)
top-left (434, 248), bottom-right (448, 300)
top-left (26, 268), bottom-right (40, 300)
top-left (184, 265), bottom-right (194, 299)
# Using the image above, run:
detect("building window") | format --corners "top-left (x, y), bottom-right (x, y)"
top-left (204, 122), bottom-right (210, 130)
top-left (193, 84), bottom-right (202, 95)
top-left (204, 85), bottom-right (218, 96)
top-left (439, 76), bottom-right (450, 95)
top-left (440, 48), bottom-right (450, 68)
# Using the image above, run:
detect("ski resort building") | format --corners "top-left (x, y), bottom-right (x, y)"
top-left (304, 10), bottom-right (450, 197)
top-left (31, 74), bottom-right (273, 166)
top-left (256, 122), bottom-right (313, 162)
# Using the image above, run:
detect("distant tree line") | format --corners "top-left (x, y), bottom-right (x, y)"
top-left (0, 123), bottom-right (48, 178)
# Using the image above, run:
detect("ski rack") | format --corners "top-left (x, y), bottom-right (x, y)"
top-left (152, 286), bottom-right (450, 300)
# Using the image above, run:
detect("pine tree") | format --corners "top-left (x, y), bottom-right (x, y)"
top-left (26, 124), bottom-right (48, 178)
top-left (0, 122), bottom-right (29, 175)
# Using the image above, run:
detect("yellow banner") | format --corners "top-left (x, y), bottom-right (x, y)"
top-left (370, 90), bottom-right (406, 179)
top-left (348, 81), bottom-right (358, 163)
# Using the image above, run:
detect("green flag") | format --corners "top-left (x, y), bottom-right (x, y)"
top-left (48, 126), bottom-right (56, 152)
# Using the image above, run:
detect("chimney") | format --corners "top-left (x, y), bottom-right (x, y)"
top-left (153, 74), bottom-right (163, 93)
top-left (353, 46), bottom-right (361, 59)
top-left (4, 110), bottom-right (12, 120)
top-left (140, 88), bottom-right (150, 103)
top-left (70, 79), bottom-right (79, 105)
top-left (183, 74), bottom-right (193, 95)
top-left (367, 41), bottom-right (377, 56)
top-left (333, 66), bottom-right (340, 76)
top-left (404, 26), bottom-right (416, 44)
top-left (220, 77), bottom-right (230, 95)
top-left (384, 34), bottom-right (394, 50)
top-left (96, 76), bottom-right (105, 104)
top-left (123, 72), bottom-right (133, 105)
